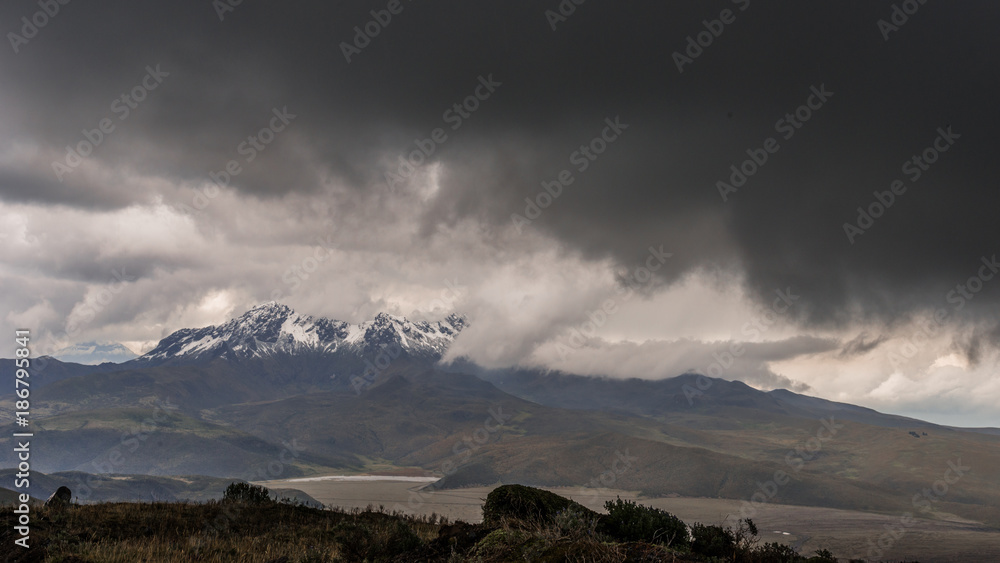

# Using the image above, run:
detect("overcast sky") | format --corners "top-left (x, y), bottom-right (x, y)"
top-left (2, 1), bottom-right (998, 426)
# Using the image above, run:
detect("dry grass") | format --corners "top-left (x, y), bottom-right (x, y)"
top-left (5, 491), bottom-right (985, 562)
top-left (1, 497), bottom-right (701, 563)
top-left (0, 500), bottom-right (446, 563)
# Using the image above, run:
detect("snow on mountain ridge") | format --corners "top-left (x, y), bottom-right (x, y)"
top-left (52, 341), bottom-right (139, 365)
top-left (137, 302), bottom-right (465, 363)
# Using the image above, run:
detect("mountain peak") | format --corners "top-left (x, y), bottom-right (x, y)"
top-left (239, 301), bottom-right (294, 319)
top-left (136, 303), bottom-right (466, 365)
top-left (246, 300), bottom-right (287, 311)
top-left (52, 341), bottom-right (139, 365)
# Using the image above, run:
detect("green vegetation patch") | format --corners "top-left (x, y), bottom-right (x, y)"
top-left (600, 496), bottom-right (690, 548)
top-left (0, 483), bottom-right (857, 562)
top-left (472, 528), bottom-right (530, 558)
top-left (481, 484), bottom-right (598, 526)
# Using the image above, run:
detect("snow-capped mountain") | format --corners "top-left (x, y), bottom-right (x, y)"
top-left (136, 302), bottom-right (466, 365)
top-left (52, 341), bottom-right (139, 365)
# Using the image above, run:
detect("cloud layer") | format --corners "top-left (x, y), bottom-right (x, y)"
top-left (1, 1), bottom-right (998, 425)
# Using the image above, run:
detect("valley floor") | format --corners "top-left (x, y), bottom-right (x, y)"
top-left (257, 476), bottom-right (1000, 563)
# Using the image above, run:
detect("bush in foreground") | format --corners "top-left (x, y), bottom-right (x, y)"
top-left (222, 481), bottom-right (272, 505)
top-left (332, 516), bottom-right (423, 561)
top-left (0, 483), bottom-right (853, 562)
top-left (691, 521), bottom-right (739, 558)
top-left (600, 496), bottom-right (690, 547)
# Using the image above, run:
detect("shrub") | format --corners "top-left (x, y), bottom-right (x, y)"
top-left (332, 518), bottom-right (422, 562)
top-left (755, 541), bottom-right (801, 562)
top-left (599, 497), bottom-right (689, 547)
top-left (691, 522), bottom-right (737, 557)
top-left (554, 506), bottom-right (601, 539)
top-left (482, 484), bottom-right (597, 527)
top-left (222, 482), bottom-right (272, 505)
top-left (691, 518), bottom-right (767, 561)
top-left (471, 528), bottom-right (530, 558)
top-left (331, 520), bottom-right (373, 561)
top-left (808, 548), bottom-right (838, 563)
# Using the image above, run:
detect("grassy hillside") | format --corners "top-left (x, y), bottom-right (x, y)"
top-left (204, 369), bottom-right (1000, 527)
top-left (5, 360), bottom-right (998, 531)
top-left (22, 352), bottom-right (376, 414)
top-left (0, 407), bottom-right (356, 477)
top-left (0, 484), bottom-right (850, 563)
top-left (0, 357), bottom-right (115, 394)
top-left (0, 486), bottom-right (33, 506)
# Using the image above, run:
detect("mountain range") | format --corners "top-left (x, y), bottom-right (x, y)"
top-left (51, 341), bottom-right (138, 365)
top-left (136, 302), bottom-right (466, 366)
top-left (1, 302), bottom-right (998, 534)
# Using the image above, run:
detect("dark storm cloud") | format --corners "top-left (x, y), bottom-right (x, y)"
top-left (1, 1), bottom-right (998, 329)
top-left (839, 332), bottom-right (889, 358)
top-left (953, 323), bottom-right (1000, 368)
top-left (0, 169), bottom-right (130, 210)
